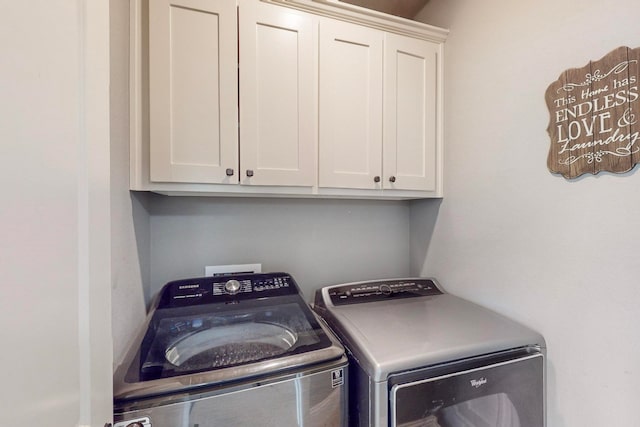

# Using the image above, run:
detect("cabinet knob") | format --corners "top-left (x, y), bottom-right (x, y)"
top-left (246, 169), bottom-right (254, 177)
top-left (225, 168), bottom-right (234, 177)
top-left (373, 176), bottom-right (381, 183)
top-left (389, 176), bottom-right (396, 183)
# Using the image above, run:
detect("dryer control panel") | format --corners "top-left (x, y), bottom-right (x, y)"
top-left (323, 278), bottom-right (442, 306)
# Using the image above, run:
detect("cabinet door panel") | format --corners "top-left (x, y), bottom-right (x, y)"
top-left (239, 2), bottom-right (316, 186)
top-left (384, 34), bottom-right (439, 191)
top-left (150, 0), bottom-right (238, 184)
top-left (319, 19), bottom-right (383, 189)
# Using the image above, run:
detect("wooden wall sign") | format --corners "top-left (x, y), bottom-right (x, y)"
top-left (546, 46), bottom-right (640, 178)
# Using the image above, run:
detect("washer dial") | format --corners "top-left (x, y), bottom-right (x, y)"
top-left (224, 279), bottom-right (241, 295)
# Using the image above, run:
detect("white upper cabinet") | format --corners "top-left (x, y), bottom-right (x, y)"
top-left (149, 0), bottom-right (315, 187)
top-left (383, 34), bottom-right (440, 192)
top-left (132, 0), bottom-right (447, 198)
top-left (239, 1), bottom-right (316, 186)
top-left (318, 22), bottom-right (441, 193)
top-left (149, 0), bottom-right (238, 184)
top-left (318, 19), bottom-right (383, 190)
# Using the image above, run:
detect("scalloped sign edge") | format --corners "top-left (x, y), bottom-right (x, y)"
top-left (545, 46), bottom-right (640, 179)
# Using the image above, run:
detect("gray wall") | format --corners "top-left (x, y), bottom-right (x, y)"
top-left (148, 195), bottom-right (411, 301)
top-left (110, 0), bottom-right (149, 364)
top-left (414, 1), bottom-right (640, 425)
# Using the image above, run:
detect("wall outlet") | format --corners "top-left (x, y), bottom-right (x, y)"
top-left (204, 263), bottom-right (262, 277)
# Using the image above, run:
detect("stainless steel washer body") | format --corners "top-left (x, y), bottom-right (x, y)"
top-left (314, 278), bottom-right (546, 427)
top-left (114, 272), bottom-right (348, 427)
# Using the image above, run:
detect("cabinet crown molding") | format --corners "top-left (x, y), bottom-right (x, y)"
top-left (261, 0), bottom-right (449, 42)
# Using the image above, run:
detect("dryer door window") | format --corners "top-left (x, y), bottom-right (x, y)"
top-left (389, 350), bottom-right (544, 427)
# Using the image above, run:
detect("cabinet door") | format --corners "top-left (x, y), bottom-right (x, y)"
top-left (319, 19), bottom-right (383, 190)
top-left (239, 1), bottom-right (316, 186)
top-left (384, 34), bottom-right (440, 191)
top-left (149, 0), bottom-right (238, 184)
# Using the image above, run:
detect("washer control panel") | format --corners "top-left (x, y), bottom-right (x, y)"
top-left (211, 274), bottom-right (291, 296)
top-left (159, 273), bottom-right (296, 308)
top-left (326, 278), bottom-right (442, 306)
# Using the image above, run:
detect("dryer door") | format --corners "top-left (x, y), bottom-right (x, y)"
top-left (389, 349), bottom-right (544, 427)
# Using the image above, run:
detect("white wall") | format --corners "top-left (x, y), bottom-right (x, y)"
top-left (1, 1), bottom-right (112, 425)
top-left (148, 196), bottom-right (411, 301)
top-left (413, 0), bottom-right (640, 425)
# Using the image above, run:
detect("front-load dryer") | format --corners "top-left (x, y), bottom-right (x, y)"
top-left (313, 277), bottom-right (545, 427)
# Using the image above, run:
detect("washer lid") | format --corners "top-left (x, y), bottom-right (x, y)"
top-left (114, 273), bottom-right (345, 402)
top-left (317, 280), bottom-right (544, 382)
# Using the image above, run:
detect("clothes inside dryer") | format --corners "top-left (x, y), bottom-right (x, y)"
top-left (439, 393), bottom-right (520, 427)
top-left (398, 394), bottom-right (520, 427)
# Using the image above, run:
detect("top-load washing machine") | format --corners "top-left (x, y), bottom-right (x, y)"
top-left (113, 272), bottom-right (348, 427)
top-left (314, 277), bottom-right (546, 427)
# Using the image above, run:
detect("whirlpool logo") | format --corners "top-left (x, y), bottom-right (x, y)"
top-left (470, 377), bottom-right (488, 388)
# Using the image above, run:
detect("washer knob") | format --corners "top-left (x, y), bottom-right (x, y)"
top-left (380, 284), bottom-right (392, 296)
top-left (224, 279), bottom-right (241, 295)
